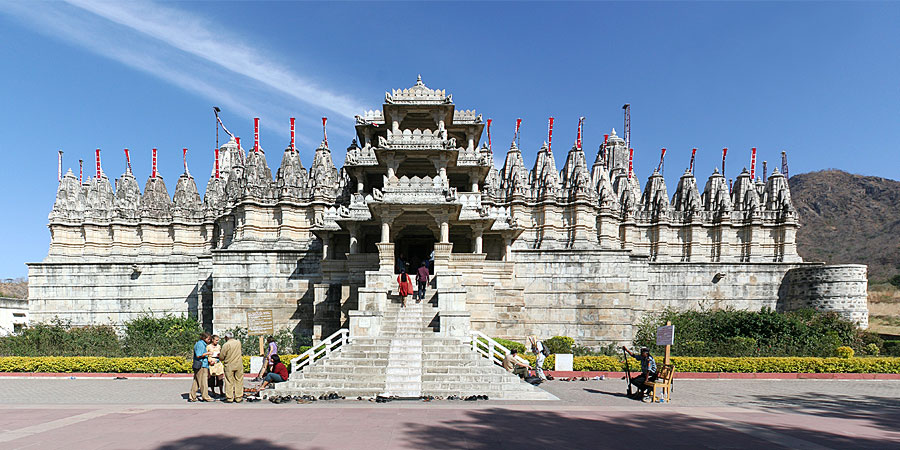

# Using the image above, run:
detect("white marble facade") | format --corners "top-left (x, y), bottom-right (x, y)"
top-left (28, 77), bottom-right (868, 346)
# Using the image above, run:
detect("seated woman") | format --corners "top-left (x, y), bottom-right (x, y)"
top-left (259, 354), bottom-right (290, 390)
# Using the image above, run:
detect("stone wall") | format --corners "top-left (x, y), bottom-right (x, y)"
top-left (27, 259), bottom-right (200, 326)
top-left (782, 265), bottom-right (869, 328)
top-left (209, 249), bottom-right (321, 337)
top-left (465, 249), bottom-right (640, 347)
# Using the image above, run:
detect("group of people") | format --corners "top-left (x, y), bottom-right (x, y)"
top-left (188, 333), bottom-right (290, 403)
top-left (396, 254), bottom-right (431, 307)
top-left (502, 335), bottom-right (550, 381)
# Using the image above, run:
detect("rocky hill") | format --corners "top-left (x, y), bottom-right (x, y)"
top-left (791, 170), bottom-right (900, 282)
top-left (0, 277), bottom-right (27, 299)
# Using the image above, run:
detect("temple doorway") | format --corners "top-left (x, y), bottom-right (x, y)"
top-left (394, 225), bottom-right (436, 274)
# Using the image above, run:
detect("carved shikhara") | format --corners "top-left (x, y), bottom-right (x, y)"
top-left (29, 77), bottom-right (867, 341)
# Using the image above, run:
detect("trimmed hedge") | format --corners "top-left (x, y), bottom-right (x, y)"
top-left (0, 354), bottom-right (301, 374)
top-left (520, 354), bottom-right (900, 373)
top-left (2, 354), bottom-right (898, 374)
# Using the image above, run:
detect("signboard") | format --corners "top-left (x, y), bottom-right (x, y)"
top-left (656, 325), bottom-right (675, 346)
top-left (247, 310), bottom-right (274, 336)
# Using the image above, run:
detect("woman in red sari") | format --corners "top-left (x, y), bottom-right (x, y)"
top-left (397, 269), bottom-right (414, 307)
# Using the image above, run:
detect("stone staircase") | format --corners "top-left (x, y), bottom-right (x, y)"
top-left (276, 294), bottom-right (556, 400)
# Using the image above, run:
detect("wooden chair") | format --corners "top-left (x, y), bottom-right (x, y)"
top-left (644, 364), bottom-right (675, 403)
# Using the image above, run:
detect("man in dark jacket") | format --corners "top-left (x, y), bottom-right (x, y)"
top-left (415, 261), bottom-right (430, 303)
top-left (623, 346), bottom-right (657, 400)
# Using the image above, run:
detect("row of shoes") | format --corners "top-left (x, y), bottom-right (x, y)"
top-left (555, 377), bottom-right (590, 382)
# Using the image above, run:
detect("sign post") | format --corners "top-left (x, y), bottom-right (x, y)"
top-left (247, 310), bottom-right (274, 356)
top-left (656, 321), bottom-right (675, 365)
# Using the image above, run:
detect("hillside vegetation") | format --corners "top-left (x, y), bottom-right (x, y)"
top-left (0, 278), bottom-right (27, 299)
top-left (791, 170), bottom-right (900, 282)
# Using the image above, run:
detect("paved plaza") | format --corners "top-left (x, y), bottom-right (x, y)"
top-left (0, 378), bottom-right (898, 449)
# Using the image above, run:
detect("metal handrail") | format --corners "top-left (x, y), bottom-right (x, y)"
top-left (470, 330), bottom-right (510, 367)
top-left (290, 328), bottom-right (349, 374)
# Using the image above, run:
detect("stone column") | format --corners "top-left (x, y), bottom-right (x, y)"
top-left (473, 225), bottom-right (483, 254)
top-left (503, 236), bottom-right (512, 261)
top-left (348, 223), bottom-right (359, 254)
top-left (321, 233), bottom-right (330, 261)
top-left (440, 221), bottom-right (449, 243)
top-left (381, 221), bottom-right (391, 243)
top-left (471, 179), bottom-right (479, 193)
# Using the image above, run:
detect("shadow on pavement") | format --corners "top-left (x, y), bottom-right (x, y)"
top-left (745, 391), bottom-right (900, 433)
top-left (154, 435), bottom-right (293, 450)
top-left (402, 408), bottom-right (899, 449)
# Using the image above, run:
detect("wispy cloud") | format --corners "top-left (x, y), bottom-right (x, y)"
top-left (0, 0), bottom-right (365, 146)
top-left (66, 0), bottom-right (364, 119)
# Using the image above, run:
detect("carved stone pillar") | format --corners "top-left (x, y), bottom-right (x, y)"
top-left (321, 233), bottom-right (330, 261)
top-left (440, 221), bottom-right (449, 243)
top-left (473, 225), bottom-right (483, 254)
top-left (381, 221), bottom-right (391, 243)
top-left (471, 179), bottom-right (479, 193)
top-left (348, 223), bottom-right (359, 254)
top-left (504, 236), bottom-right (512, 261)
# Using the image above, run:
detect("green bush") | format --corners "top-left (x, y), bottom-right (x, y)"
top-left (221, 327), bottom-right (308, 356)
top-left (122, 314), bottom-right (204, 358)
top-left (543, 336), bottom-right (575, 354)
top-left (865, 343), bottom-right (880, 356)
top-left (634, 308), bottom-right (876, 357)
top-left (836, 346), bottom-right (855, 358)
top-left (0, 318), bottom-right (122, 357)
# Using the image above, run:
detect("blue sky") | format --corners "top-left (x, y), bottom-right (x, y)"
top-left (1, 1), bottom-right (898, 278)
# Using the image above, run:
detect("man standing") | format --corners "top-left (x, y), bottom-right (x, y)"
top-left (502, 348), bottom-right (531, 379)
top-left (220, 331), bottom-right (244, 403)
top-left (415, 261), bottom-right (430, 303)
top-left (623, 346), bottom-right (657, 401)
top-left (528, 336), bottom-right (548, 380)
top-left (188, 332), bottom-right (212, 402)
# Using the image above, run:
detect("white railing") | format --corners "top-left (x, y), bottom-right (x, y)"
top-left (471, 330), bottom-right (510, 367)
top-left (290, 328), bottom-right (350, 374)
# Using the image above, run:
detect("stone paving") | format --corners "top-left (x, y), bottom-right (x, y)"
top-left (0, 378), bottom-right (898, 449)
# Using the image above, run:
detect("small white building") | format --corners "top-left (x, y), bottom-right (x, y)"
top-left (0, 297), bottom-right (28, 335)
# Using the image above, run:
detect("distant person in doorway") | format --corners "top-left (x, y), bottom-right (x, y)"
top-left (397, 269), bottom-right (414, 307)
top-left (415, 261), bottom-right (430, 303)
top-left (220, 331), bottom-right (244, 403)
top-left (207, 334), bottom-right (225, 398)
top-left (396, 253), bottom-right (408, 274)
top-left (258, 354), bottom-right (290, 390)
top-left (253, 336), bottom-right (278, 381)
top-left (502, 348), bottom-right (531, 379)
top-left (623, 346), bottom-right (657, 400)
top-left (188, 332), bottom-right (212, 402)
top-left (528, 336), bottom-right (548, 380)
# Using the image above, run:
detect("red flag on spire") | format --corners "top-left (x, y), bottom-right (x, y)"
top-left (722, 147), bottom-right (728, 175)
top-left (290, 117), bottom-right (296, 150)
top-left (95, 148), bottom-right (101, 178)
top-left (253, 118), bottom-right (260, 152)
top-left (576, 117), bottom-right (585, 150)
top-left (183, 148), bottom-right (189, 175)
top-left (152, 148), bottom-right (158, 178)
top-left (58, 150), bottom-right (63, 182)
top-left (487, 118), bottom-right (492, 151)
top-left (750, 147), bottom-right (757, 180)
top-left (515, 118), bottom-right (522, 146)
top-left (628, 148), bottom-right (634, 178)
top-left (214, 147), bottom-right (220, 179)
top-left (79, 159), bottom-right (83, 183)
top-left (658, 148), bottom-right (666, 172)
top-left (547, 117), bottom-right (554, 153)
top-left (322, 117), bottom-right (328, 148)
top-left (689, 148), bottom-right (697, 174)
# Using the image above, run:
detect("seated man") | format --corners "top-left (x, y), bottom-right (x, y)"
top-left (623, 346), bottom-right (657, 400)
top-left (502, 348), bottom-right (531, 379)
